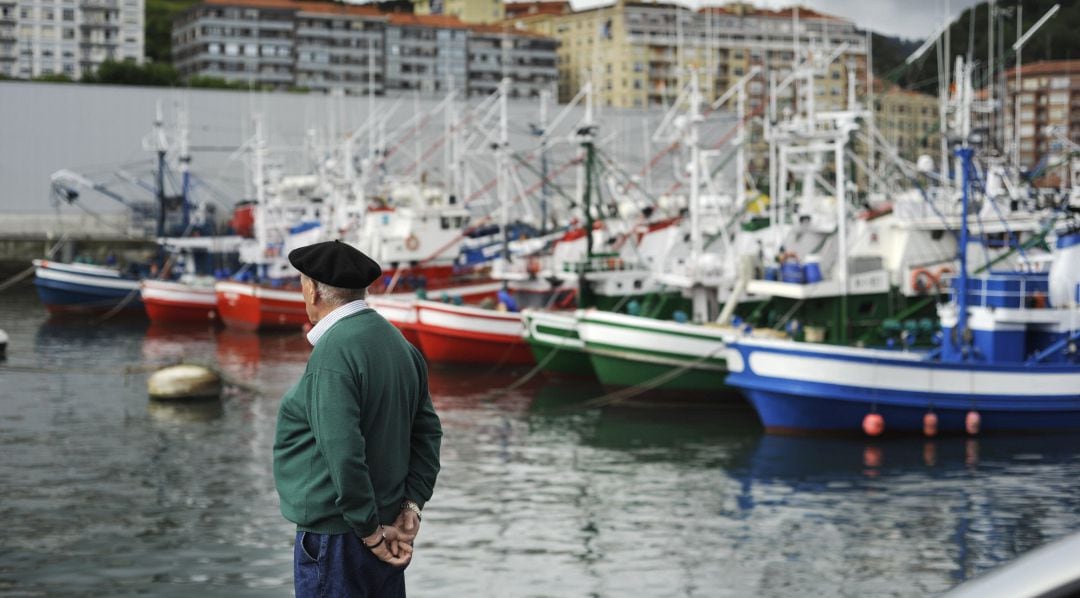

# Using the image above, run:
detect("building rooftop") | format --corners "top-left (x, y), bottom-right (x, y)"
top-left (503, 1), bottom-right (847, 23)
top-left (470, 21), bottom-right (551, 38)
top-left (700, 3), bottom-right (843, 21)
top-left (202, 0), bottom-right (384, 17)
top-left (505, 1), bottom-right (570, 19)
top-left (1005, 60), bottom-right (1080, 78)
top-left (873, 77), bottom-right (936, 100)
top-left (385, 12), bottom-right (469, 28)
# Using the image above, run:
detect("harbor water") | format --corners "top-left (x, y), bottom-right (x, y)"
top-left (2, 285), bottom-right (1080, 597)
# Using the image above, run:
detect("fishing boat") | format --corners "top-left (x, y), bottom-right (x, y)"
top-left (535, 69), bottom-right (756, 391)
top-left (35, 104), bottom-right (236, 317)
top-left (143, 278), bottom-right (218, 324)
top-left (725, 142), bottom-right (1080, 434)
top-left (412, 299), bottom-right (534, 365)
top-left (518, 80), bottom-right (694, 377)
top-left (32, 259), bottom-right (145, 315)
top-left (141, 236), bottom-right (244, 325)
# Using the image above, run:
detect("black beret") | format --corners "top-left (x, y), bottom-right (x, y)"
top-left (288, 240), bottom-right (382, 289)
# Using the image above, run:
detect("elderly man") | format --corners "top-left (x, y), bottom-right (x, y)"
top-left (273, 240), bottom-right (442, 598)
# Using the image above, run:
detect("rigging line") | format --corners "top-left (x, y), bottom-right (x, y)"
top-left (0, 265), bottom-right (34, 293)
top-left (94, 287), bottom-right (142, 324)
top-left (497, 340), bottom-right (563, 393)
top-left (569, 343), bottom-right (728, 410)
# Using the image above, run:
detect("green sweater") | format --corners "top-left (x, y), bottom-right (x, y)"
top-left (273, 309), bottom-right (442, 538)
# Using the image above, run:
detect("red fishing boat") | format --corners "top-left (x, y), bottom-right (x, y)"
top-left (142, 278), bottom-right (219, 325)
top-left (368, 280), bottom-right (503, 347)
top-left (413, 300), bottom-right (534, 365)
top-left (214, 280), bottom-right (307, 332)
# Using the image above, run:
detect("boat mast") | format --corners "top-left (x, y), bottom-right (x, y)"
top-left (177, 102), bottom-right (192, 233)
top-left (687, 70), bottom-right (707, 323)
top-left (153, 100), bottom-right (168, 239)
top-left (578, 80), bottom-right (597, 308)
top-left (954, 60), bottom-right (974, 357)
top-left (498, 77), bottom-right (511, 264)
top-left (539, 88), bottom-right (550, 235)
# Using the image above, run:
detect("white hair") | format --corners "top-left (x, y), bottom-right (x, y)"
top-left (307, 276), bottom-right (366, 306)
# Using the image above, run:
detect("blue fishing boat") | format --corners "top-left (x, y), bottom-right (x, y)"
top-left (32, 259), bottom-right (146, 315)
top-left (725, 144), bottom-right (1080, 435)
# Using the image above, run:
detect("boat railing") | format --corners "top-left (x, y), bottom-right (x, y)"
top-left (943, 272), bottom-right (1050, 310)
top-left (562, 255), bottom-right (645, 274)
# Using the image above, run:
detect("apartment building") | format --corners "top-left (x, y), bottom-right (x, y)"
top-left (467, 23), bottom-right (556, 98)
top-left (172, 0), bottom-right (385, 94)
top-left (384, 13), bottom-right (467, 95)
top-left (507, 1), bottom-right (867, 175)
top-left (1003, 60), bottom-right (1080, 173)
top-left (873, 80), bottom-right (940, 163)
top-left (172, 0), bottom-right (557, 98)
top-left (0, 0), bottom-right (143, 79)
top-left (508, 1), bottom-right (866, 109)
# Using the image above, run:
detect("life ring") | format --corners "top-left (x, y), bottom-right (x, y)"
top-left (404, 234), bottom-right (420, 251)
top-left (910, 268), bottom-right (939, 294)
top-left (935, 265), bottom-right (955, 281)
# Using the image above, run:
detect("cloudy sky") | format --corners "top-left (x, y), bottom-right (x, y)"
top-left (570, 0), bottom-right (985, 40)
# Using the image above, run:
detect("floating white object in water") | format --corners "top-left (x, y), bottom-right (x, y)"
top-left (148, 364), bottom-right (222, 401)
top-left (0, 328), bottom-right (7, 358)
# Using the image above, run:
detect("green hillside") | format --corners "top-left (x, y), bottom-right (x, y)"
top-left (882, 0), bottom-right (1080, 95)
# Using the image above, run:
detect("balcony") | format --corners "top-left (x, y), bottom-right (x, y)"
top-left (80, 21), bottom-right (121, 32)
top-left (80, 0), bottom-right (119, 10)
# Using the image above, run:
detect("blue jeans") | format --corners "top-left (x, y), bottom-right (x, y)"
top-left (294, 531), bottom-right (406, 598)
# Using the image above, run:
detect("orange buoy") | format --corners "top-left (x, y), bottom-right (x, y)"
top-left (862, 413), bottom-right (885, 437)
top-left (923, 412), bottom-right (939, 437)
top-left (965, 410), bottom-right (981, 435)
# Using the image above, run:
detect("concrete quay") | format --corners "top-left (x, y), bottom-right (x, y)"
top-left (0, 213), bottom-right (156, 281)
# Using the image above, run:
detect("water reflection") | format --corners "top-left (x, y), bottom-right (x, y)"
top-left (147, 398), bottom-right (224, 423)
top-left (6, 285), bottom-right (1080, 597)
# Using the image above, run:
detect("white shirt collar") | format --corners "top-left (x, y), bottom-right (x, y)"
top-left (306, 299), bottom-right (370, 346)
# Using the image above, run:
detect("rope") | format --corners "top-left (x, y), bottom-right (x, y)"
top-left (498, 336), bottom-right (566, 393)
top-left (0, 266), bottom-right (35, 293)
top-left (570, 344), bottom-right (728, 410)
top-left (94, 287), bottom-right (142, 323)
top-left (0, 233), bottom-right (70, 293)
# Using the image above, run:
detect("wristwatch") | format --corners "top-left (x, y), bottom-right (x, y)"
top-left (401, 500), bottom-right (422, 521)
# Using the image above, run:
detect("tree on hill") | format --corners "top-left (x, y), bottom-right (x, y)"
top-left (879, 0), bottom-right (1079, 95)
top-left (146, 0), bottom-right (201, 63)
